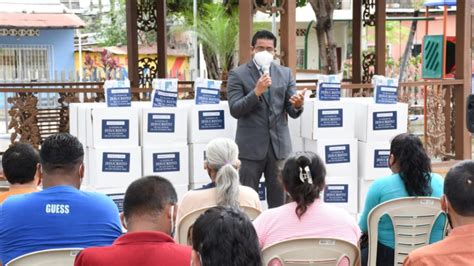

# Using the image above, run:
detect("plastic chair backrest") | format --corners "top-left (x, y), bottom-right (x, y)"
top-left (6, 248), bottom-right (83, 266)
top-left (175, 206), bottom-right (214, 245)
top-left (262, 237), bottom-right (360, 266)
top-left (367, 197), bottom-right (447, 266)
top-left (240, 205), bottom-right (262, 221)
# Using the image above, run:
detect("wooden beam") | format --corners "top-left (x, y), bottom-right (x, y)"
top-left (156, 0), bottom-right (167, 78)
top-left (352, 0), bottom-right (362, 83)
top-left (375, 0), bottom-right (386, 75)
top-left (126, 0), bottom-right (139, 87)
top-left (238, 1), bottom-right (253, 65)
top-left (454, 0), bottom-right (472, 160)
top-left (280, 0), bottom-right (296, 76)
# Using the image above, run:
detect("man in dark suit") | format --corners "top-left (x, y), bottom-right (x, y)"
top-left (227, 30), bottom-right (305, 208)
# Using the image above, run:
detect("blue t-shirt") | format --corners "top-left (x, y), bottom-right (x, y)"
top-left (0, 186), bottom-right (122, 264)
top-left (359, 173), bottom-right (445, 249)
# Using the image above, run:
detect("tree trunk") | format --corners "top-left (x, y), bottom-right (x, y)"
top-left (202, 43), bottom-right (220, 80)
top-left (399, 10), bottom-right (419, 82)
top-left (309, 0), bottom-right (337, 74)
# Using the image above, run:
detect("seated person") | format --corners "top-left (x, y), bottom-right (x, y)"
top-left (404, 160), bottom-right (474, 265)
top-left (253, 152), bottom-right (360, 248)
top-left (0, 143), bottom-right (40, 204)
top-left (359, 133), bottom-right (445, 266)
top-left (190, 206), bottom-right (261, 266)
top-left (0, 133), bottom-right (122, 264)
top-left (178, 138), bottom-right (261, 221)
top-left (75, 175), bottom-right (191, 266)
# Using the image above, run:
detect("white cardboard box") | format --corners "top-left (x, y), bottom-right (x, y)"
top-left (188, 143), bottom-right (209, 184)
top-left (141, 105), bottom-right (188, 146)
top-left (358, 141), bottom-right (392, 180)
top-left (186, 100), bottom-right (237, 144)
top-left (175, 183), bottom-right (190, 202)
top-left (69, 103), bottom-right (79, 137)
top-left (142, 144), bottom-right (189, 186)
top-left (288, 116), bottom-right (305, 152)
top-left (300, 98), bottom-right (355, 140)
top-left (358, 178), bottom-right (374, 213)
top-left (86, 104), bottom-right (139, 148)
top-left (77, 103), bottom-right (104, 146)
top-left (342, 97), bottom-right (408, 142)
top-left (304, 138), bottom-right (358, 178)
top-left (323, 176), bottom-right (358, 214)
top-left (86, 146), bottom-right (142, 190)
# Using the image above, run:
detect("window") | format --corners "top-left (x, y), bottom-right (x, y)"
top-left (296, 48), bottom-right (305, 69)
top-left (0, 44), bottom-right (53, 81)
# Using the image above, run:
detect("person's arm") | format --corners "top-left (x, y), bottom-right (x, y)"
top-left (227, 70), bottom-right (261, 119)
top-left (358, 181), bottom-right (382, 233)
top-left (284, 72), bottom-right (304, 118)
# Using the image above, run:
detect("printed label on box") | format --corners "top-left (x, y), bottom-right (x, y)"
top-left (102, 153), bottom-right (130, 172)
top-left (102, 120), bottom-right (129, 139)
top-left (153, 152), bottom-right (180, 172)
top-left (325, 144), bottom-right (350, 164)
top-left (198, 110), bottom-right (225, 130)
top-left (375, 85), bottom-right (398, 104)
top-left (152, 90), bottom-right (178, 107)
top-left (318, 82), bottom-right (341, 101)
top-left (106, 87), bottom-right (131, 107)
top-left (318, 109), bottom-right (343, 128)
top-left (374, 149), bottom-right (390, 168)
top-left (324, 185), bottom-right (348, 203)
top-left (195, 87), bottom-right (220, 105)
top-left (258, 181), bottom-right (266, 201)
top-left (147, 113), bottom-right (175, 133)
top-left (108, 193), bottom-right (125, 212)
top-left (373, 111), bottom-right (397, 130)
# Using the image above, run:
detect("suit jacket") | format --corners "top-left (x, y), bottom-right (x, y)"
top-left (227, 61), bottom-right (303, 161)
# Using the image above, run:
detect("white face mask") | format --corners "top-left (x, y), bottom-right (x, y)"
top-left (254, 50), bottom-right (274, 67)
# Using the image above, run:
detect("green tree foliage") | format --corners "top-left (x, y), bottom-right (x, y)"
top-left (97, 0), bottom-right (127, 46)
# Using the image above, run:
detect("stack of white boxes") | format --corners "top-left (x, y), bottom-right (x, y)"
top-left (186, 100), bottom-right (237, 189)
top-left (69, 102), bottom-right (142, 205)
top-left (301, 98), bottom-right (358, 215)
top-left (341, 97), bottom-right (408, 213)
top-left (139, 101), bottom-right (190, 200)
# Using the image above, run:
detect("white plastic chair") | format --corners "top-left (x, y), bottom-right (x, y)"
top-left (6, 248), bottom-right (83, 266)
top-left (262, 237), bottom-right (360, 266)
top-left (240, 205), bottom-right (262, 221)
top-left (367, 197), bottom-right (447, 265)
top-left (175, 206), bottom-right (212, 245)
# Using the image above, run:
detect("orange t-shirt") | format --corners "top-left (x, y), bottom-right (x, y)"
top-left (0, 187), bottom-right (38, 204)
top-left (404, 224), bottom-right (474, 266)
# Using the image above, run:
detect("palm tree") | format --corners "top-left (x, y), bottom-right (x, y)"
top-left (175, 4), bottom-right (239, 80)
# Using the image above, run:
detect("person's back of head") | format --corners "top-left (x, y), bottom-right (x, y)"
top-left (40, 133), bottom-right (84, 188)
top-left (444, 161), bottom-right (474, 226)
top-left (282, 152), bottom-right (326, 219)
top-left (389, 133), bottom-right (432, 196)
top-left (123, 175), bottom-right (178, 235)
top-left (205, 138), bottom-right (240, 208)
top-left (2, 143), bottom-right (39, 185)
top-left (191, 206), bottom-right (261, 266)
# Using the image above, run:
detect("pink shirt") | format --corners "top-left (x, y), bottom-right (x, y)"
top-left (253, 199), bottom-right (361, 248)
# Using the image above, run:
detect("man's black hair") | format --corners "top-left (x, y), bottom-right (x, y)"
top-left (251, 30), bottom-right (277, 48)
top-left (2, 143), bottom-right (39, 184)
top-left (123, 176), bottom-right (177, 219)
top-left (445, 161), bottom-right (474, 216)
top-left (40, 133), bottom-right (84, 173)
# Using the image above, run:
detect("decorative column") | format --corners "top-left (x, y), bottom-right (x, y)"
top-left (375, 0), bottom-right (386, 75)
top-left (352, 0), bottom-right (362, 83)
top-left (239, 1), bottom-right (253, 65)
top-left (126, 0), bottom-right (139, 87)
top-left (280, 0), bottom-right (297, 76)
top-left (156, 0), bottom-right (167, 78)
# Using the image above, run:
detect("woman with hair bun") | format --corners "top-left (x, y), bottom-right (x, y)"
top-left (359, 133), bottom-right (445, 266)
top-left (253, 151), bottom-right (360, 249)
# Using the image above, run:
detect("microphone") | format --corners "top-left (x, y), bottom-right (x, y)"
top-left (262, 65), bottom-right (270, 76)
top-left (259, 65), bottom-right (270, 102)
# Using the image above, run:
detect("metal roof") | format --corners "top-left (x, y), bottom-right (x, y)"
top-left (0, 13), bottom-right (85, 28)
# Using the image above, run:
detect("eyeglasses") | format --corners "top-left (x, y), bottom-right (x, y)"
top-left (253, 46), bottom-right (275, 53)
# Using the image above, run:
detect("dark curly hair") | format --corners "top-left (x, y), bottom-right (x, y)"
top-left (282, 152), bottom-right (326, 219)
top-left (390, 133), bottom-right (432, 196)
top-left (192, 206), bottom-right (262, 266)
